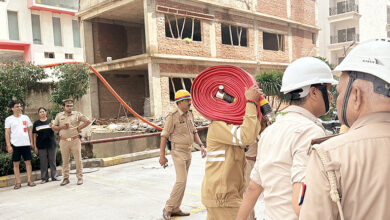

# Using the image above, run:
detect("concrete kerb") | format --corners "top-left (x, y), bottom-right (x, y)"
top-left (0, 149), bottom-right (161, 188)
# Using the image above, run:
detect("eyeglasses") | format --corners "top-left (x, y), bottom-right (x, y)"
top-left (65, 105), bottom-right (73, 107)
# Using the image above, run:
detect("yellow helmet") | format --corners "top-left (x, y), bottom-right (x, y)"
top-left (174, 90), bottom-right (191, 102)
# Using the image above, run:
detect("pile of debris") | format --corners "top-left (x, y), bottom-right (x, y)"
top-left (91, 116), bottom-right (210, 134)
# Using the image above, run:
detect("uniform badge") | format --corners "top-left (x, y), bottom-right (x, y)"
top-left (298, 183), bottom-right (306, 206)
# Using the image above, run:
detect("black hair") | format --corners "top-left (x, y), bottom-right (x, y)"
top-left (38, 107), bottom-right (47, 113)
top-left (9, 100), bottom-right (22, 109)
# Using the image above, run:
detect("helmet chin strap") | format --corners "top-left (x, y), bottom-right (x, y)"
top-left (341, 72), bottom-right (358, 128)
top-left (317, 84), bottom-right (330, 114)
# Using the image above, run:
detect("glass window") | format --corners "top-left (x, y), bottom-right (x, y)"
top-left (72, 20), bottom-right (81, 48)
top-left (31, 14), bottom-right (42, 44)
top-left (52, 17), bottom-right (62, 46)
top-left (7, 11), bottom-right (19, 40)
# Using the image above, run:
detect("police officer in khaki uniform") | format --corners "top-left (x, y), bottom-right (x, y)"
top-left (300, 39), bottom-right (390, 220)
top-left (237, 57), bottom-right (338, 220)
top-left (160, 90), bottom-right (206, 220)
top-left (53, 99), bottom-right (91, 186)
top-left (201, 85), bottom-right (262, 220)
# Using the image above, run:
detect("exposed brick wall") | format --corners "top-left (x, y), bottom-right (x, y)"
top-left (257, 0), bottom-right (287, 18)
top-left (215, 12), bottom-right (255, 60)
top-left (98, 71), bottom-right (147, 118)
top-left (160, 76), bottom-right (171, 117)
top-left (291, 0), bottom-right (316, 26)
top-left (292, 28), bottom-right (316, 60)
top-left (257, 20), bottom-right (289, 63)
top-left (260, 30), bottom-right (289, 63)
top-left (92, 22), bottom-right (128, 63)
top-left (157, 13), bottom-right (211, 57)
top-left (126, 26), bottom-right (144, 56)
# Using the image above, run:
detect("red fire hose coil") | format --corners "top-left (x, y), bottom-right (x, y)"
top-left (191, 65), bottom-right (261, 125)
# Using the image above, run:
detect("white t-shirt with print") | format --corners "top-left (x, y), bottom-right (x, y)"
top-left (4, 114), bottom-right (33, 147)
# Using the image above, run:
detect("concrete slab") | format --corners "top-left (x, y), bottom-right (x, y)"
top-left (0, 151), bottom-right (264, 220)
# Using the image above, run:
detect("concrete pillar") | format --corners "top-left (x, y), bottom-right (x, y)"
top-left (147, 62), bottom-right (163, 117)
top-left (288, 25), bottom-right (293, 62)
top-left (254, 20), bottom-right (260, 75)
top-left (287, 0), bottom-right (291, 18)
top-left (144, 0), bottom-right (162, 117)
top-left (80, 20), bottom-right (100, 118)
top-left (144, 0), bottom-right (158, 55)
top-left (210, 19), bottom-right (217, 57)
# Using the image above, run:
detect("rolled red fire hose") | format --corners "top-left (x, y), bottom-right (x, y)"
top-left (191, 65), bottom-right (263, 125)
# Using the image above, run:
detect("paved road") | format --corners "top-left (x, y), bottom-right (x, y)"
top-left (0, 151), bottom-right (264, 220)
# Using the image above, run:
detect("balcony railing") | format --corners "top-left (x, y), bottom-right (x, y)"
top-left (329, 2), bottom-right (359, 16)
top-left (330, 34), bottom-right (359, 44)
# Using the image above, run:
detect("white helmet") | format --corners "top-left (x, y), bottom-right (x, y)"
top-left (334, 38), bottom-right (390, 83)
top-left (280, 57), bottom-right (338, 98)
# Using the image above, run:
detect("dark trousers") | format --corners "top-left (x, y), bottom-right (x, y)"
top-left (38, 147), bottom-right (58, 181)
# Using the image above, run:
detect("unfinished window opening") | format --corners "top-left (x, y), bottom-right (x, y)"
top-left (169, 77), bottom-right (195, 101)
top-left (312, 33), bottom-right (316, 44)
top-left (65, 53), bottom-right (73, 59)
top-left (165, 15), bottom-right (201, 41)
top-left (221, 24), bottom-right (247, 47)
top-left (263, 32), bottom-right (284, 51)
top-left (44, 52), bottom-right (55, 59)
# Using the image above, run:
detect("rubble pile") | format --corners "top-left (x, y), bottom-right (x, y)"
top-left (91, 116), bottom-right (210, 134)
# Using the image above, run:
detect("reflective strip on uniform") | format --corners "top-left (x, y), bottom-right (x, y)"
top-left (236, 127), bottom-right (243, 145)
top-left (207, 150), bottom-right (226, 156)
top-left (231, 125), bottom-right (238, 145)
top-left (207, 157), bottom-right (225, 162)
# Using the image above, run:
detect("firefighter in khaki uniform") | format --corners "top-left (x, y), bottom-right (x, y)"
top-left (201, 85), bottom-right (263, 220)
top-left (53, 99), bottom-right (91, 186)
top-left (243, 117), bottom-right (268, 220)
top-left (237, 57), bottom-right (337, 220)
top-left (159, 90), bottom-right (206, 220)
top-left (300, 39), bottom-right (390, 220)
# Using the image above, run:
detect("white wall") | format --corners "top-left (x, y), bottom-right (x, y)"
top-left (0, 0), bottom-right (84, 65)
top-left (359, 0), bottom-right (388, 41)
top-left (317, 0), bottom-right (330, 60)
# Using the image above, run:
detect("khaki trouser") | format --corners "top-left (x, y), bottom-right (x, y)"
top-left (244, 159), bottom-right (256, 220)
top-left (60, 138), bottom-right (83, 180)
top-left (165, 146), bottom-right (192, 212)
top-left (206, 207), bottom-right (240, 220)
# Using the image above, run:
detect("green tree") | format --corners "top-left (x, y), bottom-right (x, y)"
top-left (256, 70), bottom-right (290, 112)
top-left (0, 63), bottom-right (48, 152)
top-left (49, 64), bottom-right (90, 116)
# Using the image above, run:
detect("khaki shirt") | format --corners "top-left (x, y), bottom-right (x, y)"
top-left (161, 108), bottom-right (196, 146)
top-left (202, 103), bottom-right (261, 208)
top-left (250, 105), bottom-right (325, 220)
top-left (300, 112), bottom-right (390, 220)
top-left (54, 111), bottom-right (89, 138)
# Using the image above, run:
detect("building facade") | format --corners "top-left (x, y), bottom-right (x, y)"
top-left (0, 0), bottom-right (91, 119)
top-left (0, 0), bottom-right (83, 65)
top-left (78, 0), bottom-right (319, 119)
top-left (318, 0), bottom-right (390, 66)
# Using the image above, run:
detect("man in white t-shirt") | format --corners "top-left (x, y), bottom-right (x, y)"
top-left (5, 100), bottom-right (38, 189)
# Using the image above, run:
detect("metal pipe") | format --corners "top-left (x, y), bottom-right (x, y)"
top-left (81, 126), bottom-right (209, 145)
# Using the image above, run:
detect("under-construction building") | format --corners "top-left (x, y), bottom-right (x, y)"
top-left (78, 0), bottom-right (319, 119)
